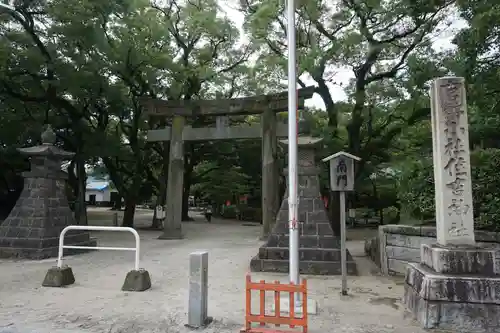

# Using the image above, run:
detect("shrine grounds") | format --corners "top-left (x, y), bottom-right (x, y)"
top-left (0, 209), bottom-right (447, 333)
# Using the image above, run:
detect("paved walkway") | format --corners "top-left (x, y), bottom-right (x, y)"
top-left (0, 217), bottom-right (430, 333)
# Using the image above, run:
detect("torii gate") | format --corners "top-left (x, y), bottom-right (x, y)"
top-left (141, 87), bottom-right (315, 239)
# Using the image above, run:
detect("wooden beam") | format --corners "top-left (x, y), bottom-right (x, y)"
top-left (142, 86), bottom-right (315, 117)
top-left (147, 123), bottom-right (288, 142)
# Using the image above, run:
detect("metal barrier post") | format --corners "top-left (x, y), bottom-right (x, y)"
top-left (43, 225), bottom-right (150, 291)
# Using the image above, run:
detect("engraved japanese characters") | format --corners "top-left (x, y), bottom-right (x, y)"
top-left (430, 77), bottom-right (475, 246)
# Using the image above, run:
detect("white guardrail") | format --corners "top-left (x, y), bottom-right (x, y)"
top-left (58, 226), bottom-right (140, 270)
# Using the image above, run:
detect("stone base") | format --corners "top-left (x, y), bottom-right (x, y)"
top-left (403, 262), bottom-right (500, 332)
top-left (421, 243), bottom-right (497, 275)
top-left (272, 296), bottom-right (318, 315)
top-left (42, 266), bottom-right (75, 287)
top-left (122, 269), bottom-right (152, 291)
top-left (158, 227), bottom-right (183, 240)
top-left (0, 237), bottom-right (97, 260)
top-left (250, 254), bottom-right (357, 275)
top-left (185, 316), bottom-right (213, 329)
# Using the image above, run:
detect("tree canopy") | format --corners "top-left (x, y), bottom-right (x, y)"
top-left (1, 0), bottom-right (499, 230)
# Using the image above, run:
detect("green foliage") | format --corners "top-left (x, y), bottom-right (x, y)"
top-left (397, 158), bottom-right (435, 220)
top-left (471, 150), bottom-right (500, 230)
top-left (192, 161), bottom-right (252, 205)
top-left (220, 204), bottom-right (262, 222)
top-left (1, 0), bottom-right (500, 232)
top-left (397, 149), bottom-right (500, 230)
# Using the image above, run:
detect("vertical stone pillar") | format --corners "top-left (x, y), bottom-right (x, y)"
top-left (403, 77), bottom-right (500, 332)
top-left (430, 77), bottom-right (475, 246)
top-left (159, 115), bottom-right (184, 239)
top-left (187, 251), bottom-right (212, 328)
top-left (261, 109), bottom-right (278, 239)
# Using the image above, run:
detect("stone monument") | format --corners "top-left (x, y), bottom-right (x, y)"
top-left (0, 125), bottom-right (96, 259)
top-left (403, 77), bottom-right (500, 332)
top-left (250, 136), bottom-right (357, 275)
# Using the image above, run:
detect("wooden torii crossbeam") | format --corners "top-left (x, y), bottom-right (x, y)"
top-left (140, 87), bottom-right (315, 240)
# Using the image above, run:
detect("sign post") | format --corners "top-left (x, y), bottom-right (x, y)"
top-left (322, 151), bottom-right (361, 295)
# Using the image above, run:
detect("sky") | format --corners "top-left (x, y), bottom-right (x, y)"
top-left (218, 0), bottom-right (468, 110)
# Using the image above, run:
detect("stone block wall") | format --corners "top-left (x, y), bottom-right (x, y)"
top-left (366, 225), bottom-right (500, 275)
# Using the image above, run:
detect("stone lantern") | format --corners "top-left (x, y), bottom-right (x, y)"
top-left (250, 134), bottom-right (358, 275)
top-left (0, 125), bottom-right (96, 259)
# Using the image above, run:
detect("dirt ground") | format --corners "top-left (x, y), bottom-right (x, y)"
top-left (0, 208), bottom-right (429, 333)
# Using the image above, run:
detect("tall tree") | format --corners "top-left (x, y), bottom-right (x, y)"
top-left (240, 0), bottom-right (453, 231)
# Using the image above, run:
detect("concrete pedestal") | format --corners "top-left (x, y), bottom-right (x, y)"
top-left (403, 244), bottom-right (500, 332)
top-left (122, 269), bottom-right (152, 292)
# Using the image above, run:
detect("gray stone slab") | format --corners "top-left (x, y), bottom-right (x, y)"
top-left (404, 280), bottom-right (500, 332)
top-left (386, 245), bottom-right (420, 262)
top-left (385, 234), bottom-right (436, 249)
top-left (405, 262), bottom-right (500, 304)
top-left (250, 256), bottom-right (358, 275)
top-left (258, 247), bottom-right (351, 262)
top-left (382, 225), bottom-right (422, 236)
top-left (387, 258), bottom-right (412, 275)
top-left (420, 244), bottom-right (497, 275)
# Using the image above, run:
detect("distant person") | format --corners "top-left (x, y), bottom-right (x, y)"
top-left (204, 206), bottom-right (212, 223)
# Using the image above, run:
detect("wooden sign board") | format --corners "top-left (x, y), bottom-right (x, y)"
top-left (322, 151), bottom-right (361, 192)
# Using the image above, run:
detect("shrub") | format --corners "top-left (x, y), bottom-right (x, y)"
top-left (220, 205), bottom-right (238, 219)
top-left (219, 204), bottom-right (263, 222)
top-left (398, 148), bottom-right (500, 230)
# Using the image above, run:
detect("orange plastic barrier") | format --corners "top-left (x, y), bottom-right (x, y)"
top-left (241, 274), bottom-right (308, 333)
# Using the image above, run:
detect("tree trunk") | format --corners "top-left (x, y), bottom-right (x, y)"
top-left (379, 209), bottom-right (384, 225)
top-left (181, 158), bottom-right (194, 221)
top-left (74, 155), bottom-right (88, 225)
top-left (123, 197), bottom-right (136, 228)
top-left (151, 141), bottom-right (169, 228)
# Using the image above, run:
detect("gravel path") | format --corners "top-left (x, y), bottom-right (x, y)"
top-left (0, 218), bottom-right (429, 333)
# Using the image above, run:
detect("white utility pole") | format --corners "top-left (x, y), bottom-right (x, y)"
top-left (286, 0), bottom-right (299, 296)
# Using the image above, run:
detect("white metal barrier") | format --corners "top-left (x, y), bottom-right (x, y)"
top-left (58, 226), bottom-right (140, 271)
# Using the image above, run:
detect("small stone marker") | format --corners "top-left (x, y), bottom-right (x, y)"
top-left (186, 251), bottom-right (212, 329)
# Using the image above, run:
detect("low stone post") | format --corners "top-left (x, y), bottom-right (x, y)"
top-left (186, 251), bottom-right (212, 329)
